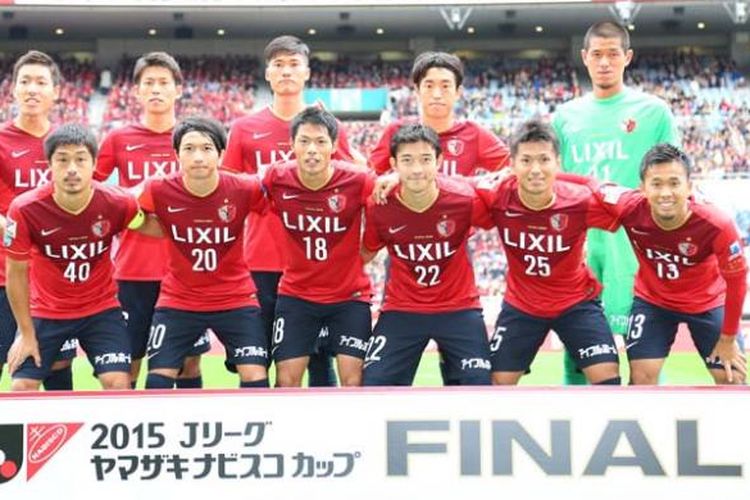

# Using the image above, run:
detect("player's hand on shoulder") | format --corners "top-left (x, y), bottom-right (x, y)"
top-left (373, 172), bottom-right (399, 205)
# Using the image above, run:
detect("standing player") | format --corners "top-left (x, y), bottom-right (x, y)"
top-left (138, 117), bottom-right (269, 389)
top-left (0, 50), bottom-right (76, 389)
top-left (223, 36), bottom-right (358, 386)
top-left (477, 120), bottom-right (621, 385)
top-left (265, 107), bottom-right (372, 387)
top-left (552, 21), bottom-right (680, 384)
top-left (4, 124), bottom-right (136, 391)
top-left (594, 144), bottom-right (747, 384)
top-left (362, 124), bottom-right (492, 386)
top-left (95, 52), bottom-right (209, 389)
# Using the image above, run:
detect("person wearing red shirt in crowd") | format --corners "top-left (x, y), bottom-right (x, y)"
top-left (593, 144), bottom-right (747, 384)
top-left (476, 120), bottom-right (621, 385)
top-left (96, 52), bottom-right (209, 389)
top-left (138, 117), bottom-right (269, 389)
top-left (223, 36), bottom-right (361, 386)
top-left (264, 107), bottom-right (373, 387)
top-left (362, 124), bottom-right (492, 386)
top-left (0, 51), bottom-right (77, 390)
top-left (5, 124), bottom-right (138, 391)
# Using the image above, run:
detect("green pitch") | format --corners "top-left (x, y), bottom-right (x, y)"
top-left (0, 351), bottom-right (716, 390)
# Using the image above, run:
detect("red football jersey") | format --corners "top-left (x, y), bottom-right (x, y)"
top-left (364, 176), bottom-right (492, 312)
top-left (0, 122), bottom-right (52, 287)
top-left (223, 106), bottom-right (355, 272)
top-left (139, 171), bottom-right (266, 312)
top-left (477, 176), bottom-right (617, 318)
top-left (4, 183), bottom-right (137, 319)
top-left (596, 187), bottom-right (748, 333)
top-left (95, 123), bottom-right (180, 281)
top-left (369, 119), bottom-right (510, 176)
top-left (263, 160), bottom-right (372, 304)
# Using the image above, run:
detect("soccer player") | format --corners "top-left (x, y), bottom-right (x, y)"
top-left (223, 35), bottom-right (358, 386)
top-left (138, 117), bottom-right (269, 390)
top-left (552, 21), bottom-right (680, 384)
top-left (264, 107), bottom-right (372, 387)
top-left (477, 120), bottom-right (621, 385)
top-left (594, 144), bottom-right (747, 384)
top-left (0, 50), bottom-right (77, 389)
top-left (362, 124), bottom-right (491, 386)
top-left (4, 124), bottom-right (137, 391)
top-left (95, 52), bottom-right (209, 389)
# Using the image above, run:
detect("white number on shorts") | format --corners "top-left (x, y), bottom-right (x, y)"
top-left (627, 313), bottom-right (645, 340)
top-left (303, 236), bottom-right (328, 261)
top-left (63, 261), bottom-right (91, 283)
top-left (415, 265), bottom-right (441, 287)
top-left (489, 326), bottom-right (506, 352)
top-left (655, 262), bottom-right (679, 280)
top-left (148, 324), bottom-right (167, 350)
top-left (273, 317), bottom-right (285, 346)
top-left (523, 255), bottom-right (551, 276)
top-left (191, 248), bottom-right (218, 272)
top-left (365, 335), bottom-right (387, 363)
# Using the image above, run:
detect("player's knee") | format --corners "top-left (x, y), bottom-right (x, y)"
top-left (492, 371), bottom-right (522, 385)
top-left (180, 356), bottom-right (202, 378)
top-left (339, 371), bottom-right (362, 387)
top-left (710, 369), bottom-right (746, 386)
top-left (11, 378), bottom-right (41, 391)
top-left (100, 372), bottom-right (131, 390)
top-left (629, 368), bottom-right (659, 385)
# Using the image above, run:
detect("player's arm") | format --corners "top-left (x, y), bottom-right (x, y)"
top-left (585, 182), bottom-right (636, 232)
top-left (5, 256), bottom-right (40, 373)
top-left (477, 125), bottom-right (510, 171)
top-left (0, 213), bottom-right (5, 239)
top-left (94, 132), bottom-right (118, 182)
top-left (221, 123), bottom-right (248, 174)
top-left (132, 181), bottom-right (165, 238)
top-left (361, 201), bottom-right (384, 264)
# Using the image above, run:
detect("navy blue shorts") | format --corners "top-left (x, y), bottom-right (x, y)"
top-left (272, 295), bottom-right (371, 362)
top-left (0, 288), bottom-right (77, 364)
top-left (13, 308), bottom-right (130, 380)
top-left (118, 281), bottom-right (209, 359)
top-left (626, 297), bottom-right (735, 370)
top-left (363, 309), bottom-right (491, 386)
top-left (250, 271), bottom-right (282, 345)
top-left (490, 300), bottom-right (618, 372)
top-left (147, 306), bottom-right (267, 370)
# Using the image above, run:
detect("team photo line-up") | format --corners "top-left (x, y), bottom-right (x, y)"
top-left (0, 21), bottom-right (746, 392)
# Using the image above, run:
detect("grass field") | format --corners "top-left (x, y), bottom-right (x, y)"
top-left (0, 351), bottom-right (717, 390)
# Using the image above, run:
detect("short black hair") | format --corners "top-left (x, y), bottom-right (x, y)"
top-left (44, 123), bottom-right (98, 161)
top-left (172, 116), bottom-right (227, 152)
top-left (133, 51), bottom-right (183, 85)
top-left (510, 120), bottom-right (560, 158)
top-left (264, 35), bottom-right (310, 63)
top-left (13, 50), bottom-right (62, 86)
top-left (290, 107), bottom-right (338, 143)
top-left (411, 51), bottom-right (464, 88)
top-left (390, 124), bottom-right (441, 159)
top-left (583, 21), bottom-right (631, 51)
top-left (639, 143), bottom-right (691, 181)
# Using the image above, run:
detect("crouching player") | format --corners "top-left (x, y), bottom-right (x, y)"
top-left (362, 124), bottom-right (491, 385)
top-left (5, 124), bottom-right (137, 390)
top-left (138, 117), bottom-right (269, 389)
top-left (596, 144), bottom-right (747, 384)
top-left (477, 120), bottom-right (621, 385)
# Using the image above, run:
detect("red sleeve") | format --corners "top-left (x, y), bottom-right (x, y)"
top-left (94, 132), bottom-right (117, 181)
top-left (557, 172), bottom-right (594, 186)
top-left (713, 224), bottom-right (748, 335)
top-left (124, 192), bottom-right (139, 226)
top-left (222, 121), bottom-right (247, 173)
top-left (138, 180), bottom-right (156, 213)
top-left (471, 189), bottom-right (494, 230)
top-left (476, 126), bottom-right (510, 171)
top-left (362, 201), bottom-right (384, 252)
top-left (4, 202), bottom-right (32, 260)
top-left (368, 124), bottom-right (395, 175)
top-left (246, 175), bottom-right (268, 214)
top-left (361, 172), bottom-right (376, 203)
top-left (334, 124), bottom-right (354, 162)
top-left (586, 183), bottom-right (639, 231)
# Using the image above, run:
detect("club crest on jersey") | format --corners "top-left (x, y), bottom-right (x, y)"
top-left (549, 213), bottom-right (568, 232)
top-left (327, 194), bottom-right (345, 213)
top-left (91, 219), bottom-right (111, 238)
top-left (621, 118), bottom-right (637, 133)
top-left (445, 138), bottom-right (464, 156)
top-left (436, 219), bottom-right (456, 238)
top-left (218, 203), bottom-right (237, 223)
top-left (678, 241), bottom-right (698, 257)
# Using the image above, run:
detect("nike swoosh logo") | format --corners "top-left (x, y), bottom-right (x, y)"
top-left (252, 132), bottom-right (272, 140)
top-left (146, 351), bottom-right (160, 360)
top-left (282, 193), bottom-right (300, 200)
top-left (11, 149), bottom-right (30, 159)
top-left (388, 225), bottom-right (407, 234)
top-left (167, 206), bottom-right (187, 213)
top-left (625, 341), bottom-right (639, 350)
top-left (126, 144), bottom-right (145, 152)
top-left (630, 228), bottom-right (649, 235)
top-left (41, 227), bottom-right (61, 236)
top-left (504, 211), bottom-right (523, 217)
